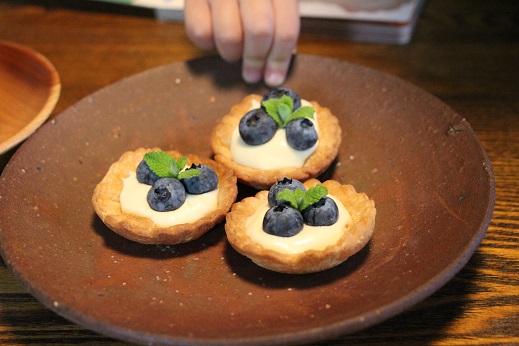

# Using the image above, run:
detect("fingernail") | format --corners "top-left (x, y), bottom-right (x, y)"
top-left (243, 68), bottom-right (262, 84)
top-left (265, 70), bottom-right (285, 87)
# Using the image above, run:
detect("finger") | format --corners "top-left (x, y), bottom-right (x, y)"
top-left (210, 0), bottom-right (244, 62)
top-left (264, 0), bottom-right (300, 86)
top-left (239, 0), bottom-right (275, 84)
top-left (184, 0), bottom-right (215, 50)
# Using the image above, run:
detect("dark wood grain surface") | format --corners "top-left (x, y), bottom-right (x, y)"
top-left (0, 0), bottom-right (518, 344)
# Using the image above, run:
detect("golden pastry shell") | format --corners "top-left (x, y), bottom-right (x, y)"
top-left (92, 147), bottom-right (238, 244)
top-left (211, 95), bottom-right (342, 190)
top-left (225, 179), bottom-right (376, 274)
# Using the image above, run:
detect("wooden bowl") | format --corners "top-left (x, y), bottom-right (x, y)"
top-left (0, 41), bottom-right (60, 154)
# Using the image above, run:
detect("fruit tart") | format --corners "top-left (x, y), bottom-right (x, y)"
top-left (225, 178), bottom-right (376, 274)
top-left (211, 88), bottom-right (342, 190)
top-left (92, 148), bottom-right (237, 244)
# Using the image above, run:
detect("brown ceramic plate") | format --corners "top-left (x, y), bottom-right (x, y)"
top-left (0, 55), bottom-right (494, 345)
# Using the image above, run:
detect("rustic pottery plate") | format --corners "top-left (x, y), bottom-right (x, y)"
top-left (0, 41), bottom-right (61, 155)
top-left (0, 55), bottom-right (494, 345)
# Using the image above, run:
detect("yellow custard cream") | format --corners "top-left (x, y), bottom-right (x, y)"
top-left (245, 196), bottom-right (352, 254)
top-left (120, 172), bottom-right (218, 228)
top-left (230, 100), bottom-right (319, 169)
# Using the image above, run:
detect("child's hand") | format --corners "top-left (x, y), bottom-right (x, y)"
top-left (184, 0), bottom-right (300, 87)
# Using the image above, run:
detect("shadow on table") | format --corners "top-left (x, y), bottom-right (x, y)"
top-left (0, 145), bottom-right (19, 175)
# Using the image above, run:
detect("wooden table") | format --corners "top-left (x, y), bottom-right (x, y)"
top-left (0, 0), bottom-right (517, 344)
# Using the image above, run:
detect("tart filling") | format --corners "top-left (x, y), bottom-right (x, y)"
top-left (230, 100), bottom-right (319, 170)
top-left (120, 172), bottom-right (219, 228)
top-left (245, 195), bottom-right (351, 254)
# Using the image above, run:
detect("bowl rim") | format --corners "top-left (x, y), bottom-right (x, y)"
top-left (0, 40), bottom-right (61, 154)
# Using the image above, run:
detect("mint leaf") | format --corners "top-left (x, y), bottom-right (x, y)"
top-left (261, 95), bottom-right (315, 128)
top-left (285, 106), bottom-right (315, 124)
top-left (300, 185), bottom-right (328, 211)
top-left (178, 168), bottom-right (200, 180)
top-left (278, 103), bottom-right (292, 123)
top-left (294, 189), bottom-right (305, 207)
top-left (169, 159), bottom-right (180, 177)
top-left (177, 156), bottom-right (187, 171)
top-left (276, 185), bottom-right (328, 211)
top-left (279, 94), bottom-right (293, 112)
top-left (276, 189), bottom-right (299, 209)
top-left (144, 151), bottom-right (176, 178)
top-left (144, 151), bottom-right (197, 179)
top-left (262, 98), bottom-right (284, 127)
top-left (262, 95), bottom-right (294, 127)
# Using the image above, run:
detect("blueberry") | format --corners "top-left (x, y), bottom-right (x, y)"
top-left (263, 205), bottom-right (304, 237)
top-left (286, 118), bottom-right (318, 150)
top-left (136, 159), bottom-right (160, 185)
top-left (181, 164), bottom-right (218, 194)
top-left (262, 87), bottom-right (302, 111)
top-left (239, 108), bottom-right (278, 145)
top-left (147, 178), bottom-right (186, 212)
top-left (268, 177), bottom-right (306, 207)
top-left (302, 197), bottom-right (339, 226)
